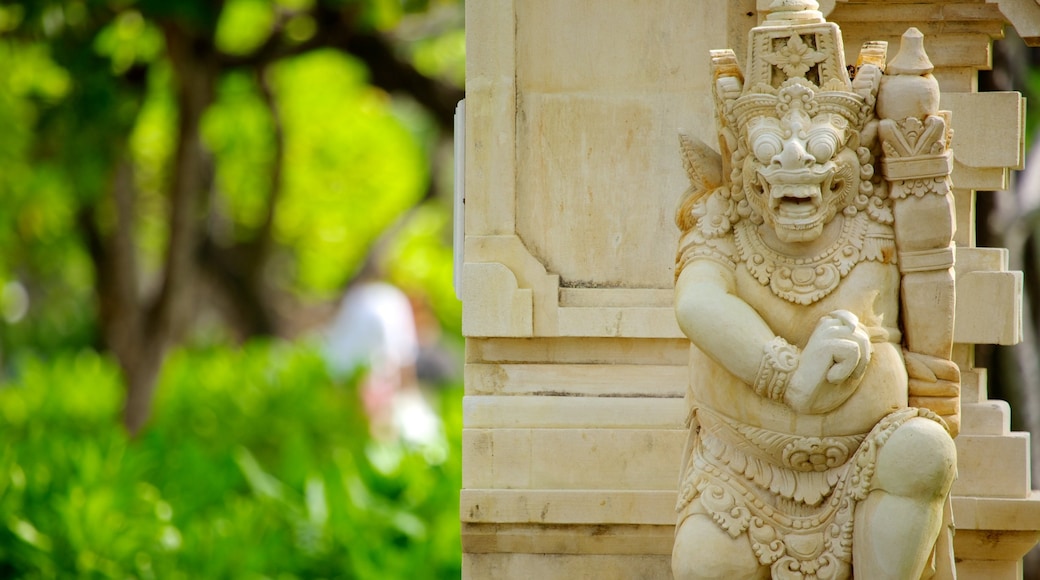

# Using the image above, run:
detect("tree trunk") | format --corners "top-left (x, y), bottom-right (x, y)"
top-left (116, 23), bottom-right (219, 434)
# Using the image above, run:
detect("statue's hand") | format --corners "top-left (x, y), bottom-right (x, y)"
top-left (785, 310), bottom-right (872, 414)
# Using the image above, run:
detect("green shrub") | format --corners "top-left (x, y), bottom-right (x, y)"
top-left (0, 342), bottom-right (462, 579)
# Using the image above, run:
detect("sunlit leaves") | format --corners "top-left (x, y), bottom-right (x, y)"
top-left (215, 0), bottom-right (276, 56)
top-left (410, 26), bottom-right (464, 86)
top-left (1, 42), bottom-right (70, 102)
top-left (0, 4), bottom-right (25, 33)
top-left (93, 10), bottom-right (163, 74)
top-left (0, 40), bottom-right (93, 353)
top-left (0, 0), bottom-right (466, 354)
top-left (386, 203), bottom-right (460, 335)
top-left (128, 61), bottom-right (176, 273)
top-left (271, 50), bottom-right (427, 293)
top-left (203, 71), bottom-right (277, 236)
top-left (285, 11), bottom-right (317, 42)
top-left (277, 0), bottom-right (315, 11)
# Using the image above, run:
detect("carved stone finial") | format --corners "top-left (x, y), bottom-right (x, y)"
top-left (765, 0), bottom-right (825, 25)
top-left (887, 28), bottom-right (934, 75)
top-left (768, 0), bottom-right (820, 12)
top-left (877, 28), bottom-right (940, 120)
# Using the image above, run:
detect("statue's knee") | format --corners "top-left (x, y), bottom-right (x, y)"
top-left (875, 417), bottom-right (956, 499)
top-left (672, 514), bottom-right (767, 580)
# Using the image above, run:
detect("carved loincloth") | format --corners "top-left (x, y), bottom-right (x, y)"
top-left (675, 406), bottom-right (945, 580)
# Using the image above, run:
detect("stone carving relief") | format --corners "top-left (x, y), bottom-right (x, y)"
top-left (672, 1), bottom-right (959, 578)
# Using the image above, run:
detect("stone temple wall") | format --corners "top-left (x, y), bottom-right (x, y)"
top-left (460, 1), bottom-right (1040, 577)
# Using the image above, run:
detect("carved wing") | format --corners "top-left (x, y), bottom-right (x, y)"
top-left (676, 132), bottom-right (724, 231)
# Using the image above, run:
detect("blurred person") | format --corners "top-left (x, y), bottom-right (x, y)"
top-left (323, 261), bottom-right (441, 444)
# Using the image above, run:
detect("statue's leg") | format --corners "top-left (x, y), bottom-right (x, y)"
top-left (672, 509), bottom-right (768, 580)
top-left (853, 417), bottom-right (956, 579)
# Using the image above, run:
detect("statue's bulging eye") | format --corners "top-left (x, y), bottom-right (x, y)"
top-left (753, 133), bottom-right (783, 164)
top-left (807, 130), bottom-right (839, 163)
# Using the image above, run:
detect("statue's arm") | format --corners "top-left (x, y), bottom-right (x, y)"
top-left (674, 259), bottom-right (775, 386)
top-left (675, 259), bottom-right (871, 413)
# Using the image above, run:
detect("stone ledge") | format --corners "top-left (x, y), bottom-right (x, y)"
top-left (462, 489), bottom-right (1040, 532)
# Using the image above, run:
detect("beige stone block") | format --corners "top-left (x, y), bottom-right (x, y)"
top-left (556, 306), bottom-right (684, 339)
top-left (461, 523), bottom-right (674, 555)
top-left (943, 2), bottom-right (1013, 23)
top-left (955, 530), bottom-right (1040, 563)
top-left (560, 288), bottom-right (673, 308)
top-left (933, 67), bottom-right (978, 94)
top-left (464, 85), bottom-right (516, 236)
top-left (953, 164), bottom-right (1009, 190)
top-left (832, 3), bottom-right (972, 22)
top-left (837, 30), bottom-right (992, 69)
top-left (953, 188), bottom-right (976, 247)
top-left (463, 429), bottom-right (493, 488)
top-left (989, 0), bottom-right (1040, 46)
top-left (460, 489), bottom-right (676, 525)
top-left (470, 429), bottom-right (533, 490)
top-left (464, 236), bottom-right (555, 289)
top-left (954, 270), bottom-right (1023, 345)
top-left (956, 246), bottom-right (1009, 276)
top-left (466, 337), bottom-right (690, 366)
top-left (961, 368), bottom-right (989, 404)
top-left (961, 400), bottom-right (1011, 436)
top-left (464, 430), bottom-right (548, 490)
top-left (953, 491), bottom-right (1040, 531)
top-left (462, 238), bottom-right (701, 341)
top-left (464, 363), bottom-right (687, 397)
top-left (917, 34), bottom-right (995, 70)
top-left (514, 92), bottom-right (687, 290)
top-left (461, 263), bottom-right (533, 337)
top-left (956, 559), bottom-right (1022, 580)
top-left (953, 343), bottom-right (975, 370)
top-left (463, 553), bottom-right (671, 580)
top-left (463, 395), bottom-right (686, 429)
top-left (942, 92), bottom-right (1025, 170)
top-left (840, 18), bottom-right (1005, 38)
top-left (952, 433), bottom-right (1031, 498)
top-left (463, 428), bottom-right (684, 491)
top-left (528, 429), bottom-right (683, 491)
top-left (464, 0), bottom-right (514, 82)
top-left (464, 235), bottom-right (563, 336)
top-left (515, 0), bottom-right (731, 94)
top-left (464, 0), bottom-right (516, 238)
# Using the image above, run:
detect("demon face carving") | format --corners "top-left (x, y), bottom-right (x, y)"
top-left (741, 83), bottom-right (861, 243)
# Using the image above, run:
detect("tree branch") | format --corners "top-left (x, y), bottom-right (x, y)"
top-left (195, 236), bottom-right (278, 337)
top-left (150, 21), bottom-right (219, 341)
top-left (255, 66), bottom-right (285, 256)
top-left (344, 31), bottom-right (463, 131)
top-left (80, 157), bottom-right (144, 358)
top-left (218, 6), bottom-right (463, 131)
top-left (218, 5), bottom-right (356, 69)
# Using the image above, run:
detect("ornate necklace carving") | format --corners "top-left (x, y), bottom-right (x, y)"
top-left (733, 212), bottom-right (894, 305)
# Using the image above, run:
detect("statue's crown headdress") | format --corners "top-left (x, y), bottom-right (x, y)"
top-left (714, 0), bottom-right (885, 135)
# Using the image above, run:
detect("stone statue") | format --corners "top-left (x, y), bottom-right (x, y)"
top-left (671, 1), bottom-right (960, 578)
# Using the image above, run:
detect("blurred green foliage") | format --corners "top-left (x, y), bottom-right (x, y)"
top-left (0, 0), bottom-right (466, 357)
top-left (0, 342), bottom-right (462, 578)
top-left (0, 0), bottom-right (466, 574)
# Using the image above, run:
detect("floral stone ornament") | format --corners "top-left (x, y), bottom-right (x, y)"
top-left (672, 1), bottom-right (959, 578)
